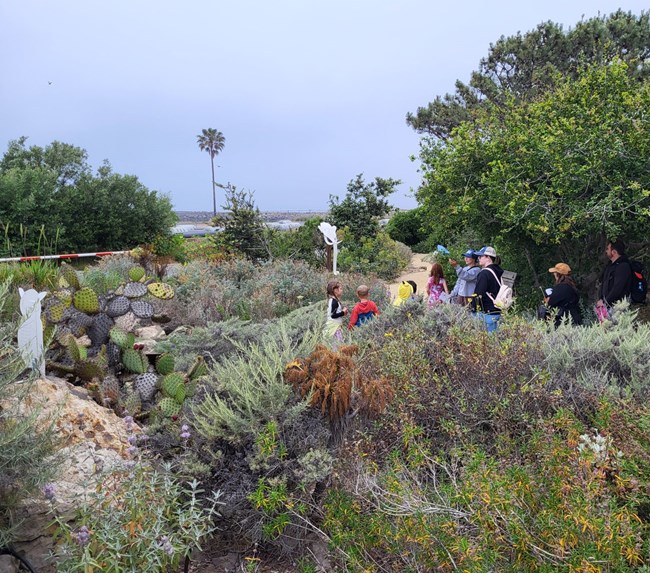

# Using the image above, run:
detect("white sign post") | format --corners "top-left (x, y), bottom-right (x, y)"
top-left (318, 222), bottom-right (342, 275)
top-left (17, 288), bottom-right (47, 377)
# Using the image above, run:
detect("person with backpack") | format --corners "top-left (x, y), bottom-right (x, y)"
top-left (596, 239), bottom-right (633, 318)
top-left (471, 246), bottom-right (504, 333)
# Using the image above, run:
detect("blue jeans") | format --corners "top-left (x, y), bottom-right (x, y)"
top-left (474, 312), bottom-right (501, 333)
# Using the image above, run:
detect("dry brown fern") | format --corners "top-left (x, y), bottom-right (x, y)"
top-left (284, 344), bottom-right (392, 421)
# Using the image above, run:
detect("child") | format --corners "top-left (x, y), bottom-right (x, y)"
top-left (349, 284), bottom-right (380, 329)
top-left (324, 280), bottom-right (348, 341)
top-left (427, 263), bottom-right (449, 308)
top-left (393, 281), bottom-right (414, 307)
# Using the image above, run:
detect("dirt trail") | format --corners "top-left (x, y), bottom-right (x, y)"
top-left (387, 253), bottom-right (432, 298)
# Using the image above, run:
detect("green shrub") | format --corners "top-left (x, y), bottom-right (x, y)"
top-left (152, 233), bottom-right (187, 262)
top-left (49, 461), bottom-right (220, 572)
top-left (337, 231), bottom-right (412, 280)
top-left (384, 207), bottom-right (428, 247)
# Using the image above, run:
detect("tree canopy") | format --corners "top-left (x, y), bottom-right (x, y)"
top-left (415, 60), bottom-right (650, 294)
top-left (0, 138), bottom-right (176, 256)
top-left (328, 174), bottom-right (400, 242)
top-left (407, 10), bottom-right (650, 139)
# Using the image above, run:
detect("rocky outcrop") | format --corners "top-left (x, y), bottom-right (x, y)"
top-left (6, 376), bottom-right (139, 572)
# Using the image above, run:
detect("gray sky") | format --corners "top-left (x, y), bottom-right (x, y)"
top-left (1, 1), bottom-right (647, 212)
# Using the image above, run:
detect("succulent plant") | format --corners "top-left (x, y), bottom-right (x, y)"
top-left (101, 374), bottom-right (121, 404)
top-left (74, 359), bottom-right (106, 382)
top-left (123, 282), bottom-right (148, 298)
top-left (155, 353), bottom-right (175, 376)
top-left (128, 265), bottom-right (146, 282)
top-left (158, 397), bottom-right (181, 418)
top-left (123, 391), bottom-right (142, 416)
top-left (44, 297), bottom-right (66, 323)
top-left (109, 327), bottom-right (135, 350)
top-left (73, 287), bottom-right (100, 314)
top-left (88, 313), bottom-right (114, 346)
top-left (161, 372), bottom-right (186, 403)
top-left (122, 347), bottom-right (149, 374)
top-left (135, 372), bottom-right (159, 401)
top-left (106, 295), bottom-right (131, 317)
top-left (130, 300), bottom-right (154, 319)
top-left (147, 282), bottom-right (174, 300)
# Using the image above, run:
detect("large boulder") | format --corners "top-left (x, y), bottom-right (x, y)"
top-left (5, 376), bottom-right (139, 572)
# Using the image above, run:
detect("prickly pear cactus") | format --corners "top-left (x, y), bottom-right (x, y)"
top-left (130, 300), bottom-right (154, 319)
top-left (135, 372), bottom-right (158, 401)
top-left (106, 295), bottom-right (131, 318)
top-left (73, 287), bottom-right (100, 314)
top-left (123, 391), bottom-right (142, 416)
top-left (155, 353), bottom-right (175, 376)
top-left (158, 397), bottom-right (181, 418)
top-left (101, 374), bottom-right (121, 404)
top-left (44, 297), bottom-right (67, 323)
top-left (109, 326), bottom-right (134, 350)
top-left (74, 359), bottom-right (106, 382)
top-left (161, 372), bottom-right (186, 403)
top-left (123, 282), bottom-right (148, 298)
top-left (88, 313), bottom-right (114, 346)
top-left (128, 265), bottom-right (146, 282)
top-left (147, 282), bottom-right (174, 300)
top-left (122, 347), bottom-right (148, 374)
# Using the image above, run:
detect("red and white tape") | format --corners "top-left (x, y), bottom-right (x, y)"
top-left (0, 251), bottom-right (129, 263)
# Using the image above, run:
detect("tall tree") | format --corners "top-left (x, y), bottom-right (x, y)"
top-left (415, 60), bottom-right (650, 299)
top-left (407, 10), bottom-right (650, 139)
top-left (196, 128), bottom-right (226, 216)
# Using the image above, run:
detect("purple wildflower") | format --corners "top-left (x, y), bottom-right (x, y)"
top-left (159, 535), bottom-right (174, 556)
top-left (127, 435), bottom-right (138, 445)
top-left (74, 526), bottom-right (91, 546)
top-left (42, 483), bottom-right (56, 501)
top-left (127, 446), bottom-right (138, 456)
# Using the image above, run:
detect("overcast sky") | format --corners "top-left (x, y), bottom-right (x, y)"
top-left (1, 1), bottom-right (647, 213)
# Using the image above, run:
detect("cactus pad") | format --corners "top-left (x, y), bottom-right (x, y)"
top-left (88, 313), bottom-right (114, 346)
top-left (158, 397), bottom-right (182, 418)
top-left (147, 282), bottom-right (174, 300)
top-left (123, 391), bottom-right (142, 416)
top-left (73, 287), bottom-right (100, 314)
top-left (59, 264), bottom-right (81, 290)
top-left (124, 282), bottom-right (148, 298)
top-left (107, 341), bottom-right (122, 368)
top-left (44, 297), bottom-right (66, 323)
top-left (122, 347), bottom-right (148, 374)
top-left (109, 327), bottom-right (135, 349)
top-left (135, 372), bottom-right (158, 401)
top-left (155, 353), bottom-right (175, 376)
top-left (128, 265), bottom-right (146, 282)
top-left (130, 300), bottom-right (154, 319)
top-left (106, 295), bottom-right (131, 317)
top-left (161, 372), bottom-right (186, 403)
top-left (101, 375), bottom-right (121, 403)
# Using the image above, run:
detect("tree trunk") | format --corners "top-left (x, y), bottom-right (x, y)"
top-left (210, 153), bottom-right (216, 216)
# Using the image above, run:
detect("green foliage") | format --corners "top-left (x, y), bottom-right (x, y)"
top-left (0, 138), bottom-right (176, 256)
top-left (329, 174), bottom-right (400, 242)
top-left (151, 233), bottom-right (187, 262)
top-left (407, 10), bottom-right (650, 138)
top-left (337, 230), bottom-right (412, 280)
top-left (0, 280), bottom-right (58, 546)
top-left (196, 128), bottom-right (225, 216)
top-left (50, 462), bottom-right (221, 572)
top-left (266, 217), bottom-right (327, 267)
top-left (384, 207), bottom-right (428, 249)
top-left (416, 61), bottom-right (650, 306)
top-left (212, 185), bottom-right (269, 260)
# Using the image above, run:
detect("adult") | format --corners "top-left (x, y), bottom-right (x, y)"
top-left (449, 249), bottom-right (481, 305)
top-left (597, 239), bottom-right (633, 311)
top-left (471, 246), bottom-right (504, 333)
top-left (545, 263), bottom-right (582, 328)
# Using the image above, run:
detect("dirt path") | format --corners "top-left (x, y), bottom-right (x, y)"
top-left (387, 253), bottom-right (432, 298)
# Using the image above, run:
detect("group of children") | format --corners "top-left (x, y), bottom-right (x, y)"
top-left (324, 262), bottom-right (453, 341)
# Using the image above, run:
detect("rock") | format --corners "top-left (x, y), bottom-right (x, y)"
top-left (5, 376), bottom-right (139, 572)
top-left (135, 324), bottom-right (167, 354)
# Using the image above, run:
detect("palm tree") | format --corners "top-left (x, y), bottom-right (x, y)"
top-left (197, 128), bottom-right (226, 216)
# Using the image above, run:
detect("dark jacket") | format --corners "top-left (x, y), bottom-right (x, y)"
top-left (471, 264), bottom-right (504, 314)
top-left (599, 255), bottom-right (633, 306)
top-left (547, 283), bottom-right (582, 327)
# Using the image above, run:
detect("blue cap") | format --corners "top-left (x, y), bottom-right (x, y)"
top-left (462, 249), bottom-right (477, 259)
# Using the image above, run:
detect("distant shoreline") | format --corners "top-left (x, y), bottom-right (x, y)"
top-left (175, 210), bottom-right (328, 224)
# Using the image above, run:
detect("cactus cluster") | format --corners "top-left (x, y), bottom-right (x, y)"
top-left (43, 262), bottom-right (200, 420)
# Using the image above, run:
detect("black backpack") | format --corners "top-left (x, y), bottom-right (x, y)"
top-left (630, 260), bottom-right (648, 304)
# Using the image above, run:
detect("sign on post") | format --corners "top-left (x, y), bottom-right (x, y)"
top-left (318, 222), bottom-right (342, 275)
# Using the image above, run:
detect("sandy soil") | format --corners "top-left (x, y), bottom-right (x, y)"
top-left (387, 253), bottom-right (432, 298)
